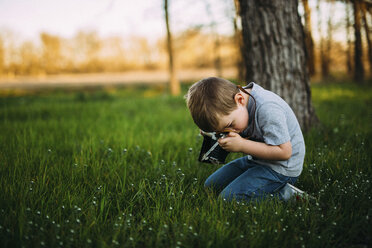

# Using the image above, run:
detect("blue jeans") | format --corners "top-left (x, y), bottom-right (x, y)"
top-left (204, 156), bottom-right (298, 202)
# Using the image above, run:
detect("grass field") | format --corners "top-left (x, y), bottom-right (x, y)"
top-left (0, 82), bottom-right (371, 247)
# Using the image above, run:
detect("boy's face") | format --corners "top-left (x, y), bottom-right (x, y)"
top-left (216, 93), bottom-right (249, 134)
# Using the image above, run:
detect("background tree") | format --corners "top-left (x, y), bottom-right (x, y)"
top-left (316, 0), bottom-right (332, 79)
top-left (164, 0), bottom-right (180, 96)
top-left (40, 33), bottom-right (62, 74)
top-left (100, 36), bottom-right (127, 72)
top-left (73, 31), bottom-right (102, 73)
top-left (0, 37), bottom-right (4, 75)
top-left (324, 0), bottom-right (335, 79)
top-left (353, 0), bottom-right (365, 82)
top-left (233, 0), bottom-right (246, 81)
top-left (302, 0), bottom-right (316, 76)
top-left (346, 1), bottom-right (354, 75)
top-left (1, 0), bottom-right (370, 82)
top-left (19, 41), bottom-right (40, 75)
top-left (237, 0), bottom-right (318, 131)
top-left (361, 0), bottom-right (372, 75)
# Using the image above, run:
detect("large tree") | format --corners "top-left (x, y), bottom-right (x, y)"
top-left (237, 0), bottom-right (317, 131)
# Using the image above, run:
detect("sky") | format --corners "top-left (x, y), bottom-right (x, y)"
top-left (0, 0), bottom-right (234, 42)
top-left (0, 0), bottom-right (349, 47)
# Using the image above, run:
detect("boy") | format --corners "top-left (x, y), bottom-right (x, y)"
top-left (186, 77), bottom-right (306, 202)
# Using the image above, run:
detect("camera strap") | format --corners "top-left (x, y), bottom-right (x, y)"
top-left (237, 84), bottom-right (256, 138)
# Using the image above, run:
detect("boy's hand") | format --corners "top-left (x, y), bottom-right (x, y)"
top-left (218, 132), bottom-right (244, 153)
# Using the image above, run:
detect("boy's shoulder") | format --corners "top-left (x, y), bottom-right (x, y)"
top-left (251, 83), bottom-right (287, 108)
top-left (251, 83), bottom-right (301, 130)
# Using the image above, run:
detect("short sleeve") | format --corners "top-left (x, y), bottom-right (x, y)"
top-left (256, 103), bottom-right (290, 145)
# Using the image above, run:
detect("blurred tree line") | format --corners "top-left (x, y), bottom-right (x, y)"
top-left (299, 0), bottom-right (372, 83)
top-left (0, 29), bottom-right (237, 77)
top-left (0, 0), bottom-right (371, 83)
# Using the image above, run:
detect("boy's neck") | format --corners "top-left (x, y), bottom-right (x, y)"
top-left (240, 88), bottom-right (251, 107)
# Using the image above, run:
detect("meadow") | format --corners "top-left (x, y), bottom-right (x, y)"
top-left (0, 82), bottom-right (371, 247)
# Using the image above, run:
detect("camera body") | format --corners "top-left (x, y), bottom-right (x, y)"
top-left (198, 131), bottom-right (230, 165)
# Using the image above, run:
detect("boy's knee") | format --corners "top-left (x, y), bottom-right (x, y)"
top-left (219, 186), bottom-right (258, 202)
top-left (219, 190), bottom-right (234, 202)
top-left (219, 187), bottom-right (242, 202)
top-left (204, 178), bottom-right (224, 194)
top-left (204, 178), bottom-right (214, 189)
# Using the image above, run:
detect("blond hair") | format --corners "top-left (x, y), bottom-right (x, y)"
top-left (185, 77), bottom-right (239, 132)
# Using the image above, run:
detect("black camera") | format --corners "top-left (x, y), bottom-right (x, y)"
top-left (198, 131), bottom-right (230, 165)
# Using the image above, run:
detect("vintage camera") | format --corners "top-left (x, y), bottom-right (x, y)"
top-left (198, 131), bottom-right (230, 165)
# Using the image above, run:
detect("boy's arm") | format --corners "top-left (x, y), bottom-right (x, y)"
top-left (218, 132), bottom-right (292, 161)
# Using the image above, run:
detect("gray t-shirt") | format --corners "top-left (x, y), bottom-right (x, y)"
top-left (241, 83), bottom-right (305, 177)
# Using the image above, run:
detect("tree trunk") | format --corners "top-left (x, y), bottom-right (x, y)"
top-left (346, 1), bottom-right (353, 75)
top-left (324, 1), bottom-right (335, 79)
top-left (233, 0), bottom-right (246, 81)
top-left (301, 0), bottom-right (315, 76)
top-left (353, 0), bottom-right (365, 83)
top-left (361, 1), bottom-right (372, 77)
top-left (238, 0), bottom-right (317, 131)
top-left (316, 0), bottom-right (332, 79)
top-left (316, 0), bottom-right (327, 79)
top-left (164, 0), bottom-right (180, 96)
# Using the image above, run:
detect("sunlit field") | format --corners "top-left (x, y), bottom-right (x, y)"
top-left (0, 82), bottom-right (371, 247)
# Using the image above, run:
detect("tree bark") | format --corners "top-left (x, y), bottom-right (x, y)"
top-left (238, 0), bottom-right (317, 131)
top-left (301, 0), bottom-right (315, 76)
top-left (353, 0), bottom-right (365, 83)
top-left (164, 0), bottom-right (180, 95)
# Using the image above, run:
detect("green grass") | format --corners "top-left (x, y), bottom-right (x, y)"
top-left (0, 82), bottom-right (371, 247)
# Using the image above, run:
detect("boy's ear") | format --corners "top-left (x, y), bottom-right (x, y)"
top-left (234, 92), bottom-right (245, 106)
